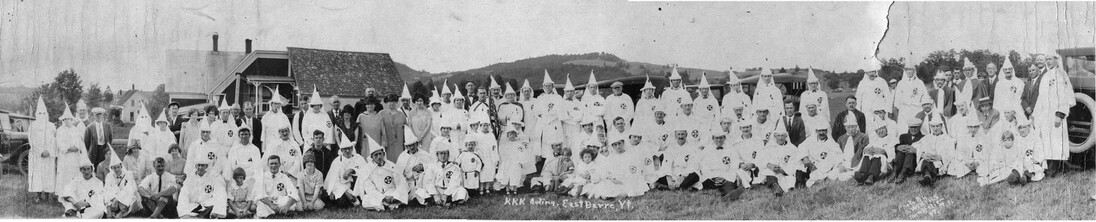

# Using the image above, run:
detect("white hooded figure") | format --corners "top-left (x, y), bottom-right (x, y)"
top-left (127, 103), bottom-right (154, 152)
top-left (355, 147), bottom-right (410, 211)
top-left (661, 66), bottom-right (692, 118)
top-left (146, 109), bottom-right (179, 160)
top-left (799, 67), bottom-right (832, 122)
top-left (913, 111), bottom-right (955, 177)
top-left (978, 130), bottom-right (1026, 186)
top-left (604, 81), bottom-right (634, 126)
top-left (254, 155), bottom-right (300, 218)
top-left (948, 116), bottom-right (985, 178)
top-left (56, 104), bottom-right (89, 193)
top-left (59, 157), bottom-right (105, 218)
top-left (993, 58), bottom-right (1026, 120)
top-left (396, 125), bottom-right (437, 179)
top-left (1031, 53), bottom-right (1075, 162)
top-left (722, 70), bottom-right (753, 121)
top-left (1014, 117), bottom-right (1046, 181)
top-left (582, 71), bottom-right (608, 129)
top-left (185, 123), bottom-right (225, 178)
top-left (893, 61), bottom-right (929, 125)
top-left (496, 125), bottom-right (532, 193)
top-left (212, 99), bottom-right (240, 149)
top-left (533, 70), bottom-right (565, 159)
top-left (103, 153), bottom-right (139, 217)
top-left (261, 86), bottom-right (292, 151)
top-left (634, 75), bottom-right (662, 126)
top-left (29, 97), bottom-right (58, 194)
top-left (177, 157), bottom-right (228, 218)
top-left (468, 119), bottom-right (499, 189)
top-left (302, 87), bottom-right (335, 148)
top-left (863, 115), bottom-right (898, 173)
top-left (224, 126), bottom-right (263, 182)
top-left (760, 118), bottom-right (799, 193)
top-left (264, 121), bottom-right (303, 180)
top-left (694, 72), bottom-right (721, 125)
top-left (855, 59), bottom-right (893, 115)
top-left (427, 145), bottom-right (469, 204)
top-left (801, 122), bottom-right (848, 187)
top-left (753, 67), bottom-right (786, 117)
top-left (325, 134), bottom-right (369, 204)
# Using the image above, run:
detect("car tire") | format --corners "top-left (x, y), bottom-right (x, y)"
top-left (17, 150), bottom-right (28, 176)
top-left (1071, 92), bottom-right (1096, 153)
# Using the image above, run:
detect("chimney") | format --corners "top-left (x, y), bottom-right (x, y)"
top-left (245, 39), bottom-right (253, 54)
top-left (132, 84), bottom-right (135, 90)
top-left (212, 34), bottom-right (219, 52)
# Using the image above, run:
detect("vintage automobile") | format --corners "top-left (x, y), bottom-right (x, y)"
top-left (1059, 47), bottom-right (1096, 167)
top-left (0, 110), bottom-right (34, 175)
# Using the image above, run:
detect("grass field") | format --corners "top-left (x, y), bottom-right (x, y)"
top-left (3, 167), bottom-right (1093, 220)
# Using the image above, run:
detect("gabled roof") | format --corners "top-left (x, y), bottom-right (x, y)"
top-left (289, 47), bottom-right (403, 97)
top-left (114, 89), bottom-right (157, 106)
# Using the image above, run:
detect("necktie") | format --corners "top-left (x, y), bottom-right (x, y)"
top-left (97, 124), bottom-right (104, 145)
top-left (157, 174), bottom-right (162, 193)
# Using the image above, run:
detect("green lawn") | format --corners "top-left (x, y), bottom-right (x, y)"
top-left (3, 168), bottom-right (1093, 220)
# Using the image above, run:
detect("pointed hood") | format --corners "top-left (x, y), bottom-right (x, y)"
top-left (963, 57), bottom-right (975, 69)
top-left (155, 109), bottom-right (169, 124)
top-left (1001, 58), bottom-right (1015, 75)
top-left (339, 132), bottom-right (355, 149)
top-left (1016, 114), bottom-right (1031, 126)
top-left (563, 74), bottom-right (575, 91)
top-left (309, 85), bottom-right (324, 105)
top-left (489, 76), bottom-right (501, 89)
top-left (727, 69), bottom-right (741, 85)
top-left (698, 72), bottom-right (711, 88)
top-left (34, 97), bottom-right (49, 120)
top-left (773, 117), bottom-right (789, 135)
top-left (429, 90), bottom-right (442, 105)
top-left (933, 70), bottom-right (947, 80)
top-left (403, 125), bottom-right (419, 145)
top-left (401, 84), bottom-right (412, 100)
top-left (108, 146), bottom-right (123, 167)
top-left (521, 79), bottom-right (532, 90)
top-left (806, 67), bottom-right (819, 83)
top-left (843, 111), bottom-right (859, 127)
top-left (60, 103), bottom-right (76, 120)
top-left (268, 86), bottom-right (286, 105)
top-left (669, 66), bottom-right (682, 80)
top-left (642, 75), bottom-right (656, 90)
top-left (365, 134), bottom-right (384, 155)
top-left (441, 80), bottom-right (452, 95)
top-left (218, 97), bottom-right (232, 110)
top-left (542, 69), bottom-right (554, 84)
top-left (504, 82), bottom-right (517, 95)
top-left (452, 84), bottom-right (465, 101)
top-left (927, 110), bottom-right (946, 125)
top-left (587, 70), bottom-right (598, 86)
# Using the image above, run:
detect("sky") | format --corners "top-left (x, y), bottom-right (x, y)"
top-left (0, 1), bottom-right (1091, 91)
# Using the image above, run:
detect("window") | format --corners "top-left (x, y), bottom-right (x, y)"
top-left (131, 100), bottom-right (134, 106)
top-left (130, 113), bottom-right (134, 122)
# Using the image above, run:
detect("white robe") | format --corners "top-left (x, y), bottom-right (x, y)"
top-left (56, 125), bottom-right (89, 190)
top-left (177, 172), bottom-right (228, 217)
top-left (913, 132), bottom-right (955, 174)
top-left (801, 137), bottom-right (849, 186)
top-left (28, 120), bottom-right (57, 193)
top-left (255, 171), bottom-right (299, 218)
top-left (799, 90), bottom-right (832, 120)
top-left (264, 139), bottom-right (303, 179)
top-left (355, 161), bottom-right (409, 211)
top-left (1032, 67), bottom-right (1075, 160)
top-left (634, 97), bottom-right (662, 127)
top-left (260, 111), bottom-right (291, 150)
top-left (185, 139), bottom-right (225, 177)
top-left (893, 76), bottom-right (929, 122)
top-left (533, 93), bottom-right (564, 157)
top-left (223, 143), bottom-right (263, 181)
top-left (301, 111), bottom-right (335, 148)
top-left (60, 176), bottom-right (106, 218)
top-left (753, 82), bottom-right (785, 117)
top-left (211, 119), bottom-right (239, 149)
top-left (993, 76), bottom-right (1026, 116)
top-left (144, 129), bottom-right (178, 160)
top-left (855, 76), bottom-right (893, 114)
top-left (694, 94), bottom-right (721, 125)
top-left (660, 88), bottom-right (691, 117)
top-left (325, 154), bottom-right (368, 198)
top-left (103, 170), bottom-right (139, 207)
top-left (604, 94), bottom-right (634, 125)
top-left (721, 91), bottom-right (752, 120)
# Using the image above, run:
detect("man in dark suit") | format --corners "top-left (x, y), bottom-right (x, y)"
top-left (166, 102), bottom-right (187, 141)
top-left (239, 101), bottom-right (263, 150)
top-left (831, 96), bottom-right (866, 140)
top-left (928, 71), bottom-right (956, 117)
top-left (84, 107), bottom-right (114, 167)
top-left (781, 99), bottom-right (806, 146)
top-left (327, 96), bottom-right (345, 127)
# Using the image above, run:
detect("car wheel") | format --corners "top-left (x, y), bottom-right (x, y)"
top-left (17, 150), bottom-right (28, 176)
top-left (1070, 92), bottom-right (1096, 153)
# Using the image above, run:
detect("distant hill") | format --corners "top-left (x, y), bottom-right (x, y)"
top-left (394, 62), bottom-right (432, 82)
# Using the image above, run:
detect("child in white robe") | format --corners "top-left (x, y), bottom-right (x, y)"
top-left (562, 148), bottom-right (596, 197)
top-left (496, 126), bottom-right (530, 194)
top-left (456, 140), bottom-right (484, 192)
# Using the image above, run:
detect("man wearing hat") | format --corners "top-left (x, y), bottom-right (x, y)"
top-left (261, 86), bottom-right (292, 151)
top-left (890, 118), bottom-right (925, 184)
top-left (397, 126), bottom-right (437, 179)
top-left (731, 119), bottom-right (761, 188)
top-left (913, 111), bottom-right (953, 187)
top-left (894, 60), bottom-right (930, 124)
top-left (264, 121), bottom-right (304, 181)
top-left (722, 70), bottom-right (753, 121)
top-left (302, 87), bottom-right (335, 149)
top-left (670, 99), bottom-right (708, 145)
top-left (84, 106), bottom-right (114, 167)
top-left (754, 67), bottom-right (786, 117)
top-left (60, 157), bottom-right (106, 218)
top-left (1026, 53), bottom-right (1076, 177)
top-left (760, 119), bottom-right (799, 194)
top-left (661, 67), bottom-right (692, 117)
top-left (947, 116), bottom-right (985, 178)
top-left (976, 96), bottom-right (1003, 137)
top-left (355, 141), bottom-right (409, 211)
top-left (836, 113), bottom-right (870, 176)
top-left (103, 152), bottom-right (139, 218)
top-left (955, 57), bottom-right (989, 106)
top-left (533, 70), bottom-right (565, 162)
top-left (992, 58), bottom-right (1026, 119)
top-left (801, 101), bottom-right (828, 134)
top-left (325, 134), bottom-right (369, 208)
top-left (255, 155), bottom-right (299, 218)
top-left (582, 71), bottom-right (607, 129)
top-left (853, 115), bottom-right (897, 185)
top-left (634, 75), bottom-right (662, 126)
top-left (928, 70), bottom-right (957, 117)
top-left (185, 121), bottom-right (223, 177)
top-left (213, 98), bottom-right (241, 149)
top-left (177, 157), bottom-right (228, 219)
top-left (800, 121), bottom-right (850, 187)
top-left (224, 126), bottom-right (262, 182)
top-left (888, 79), bottom-right (898, 91)
top-left (799, 68), bottom-right (831, 122)
top-left (604, 81), bottom-right (634, 126)
top-left (657, 124), bottom-right (701, 191)
top-left (427, 144), bottom-right (468, 206)
top-left (694, 72), bottom-right (721, 122)
top-left (698, 133), bottom-right (746, 199)
top-left (854, 60), bottom-right (892, 117)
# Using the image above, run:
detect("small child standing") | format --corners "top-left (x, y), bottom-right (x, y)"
top-left (457, 140), bottom-right (484, 194)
